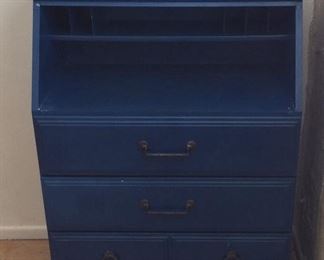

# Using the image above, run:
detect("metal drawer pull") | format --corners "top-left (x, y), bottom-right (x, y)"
top-left (138, 140), bottom-right (196, 157)
top-left (103, 251), bottom-right (118, 260)
top-left (224, 250), bottom-right (240, 260)
top-left (140, 199), bottom-right (195, 215)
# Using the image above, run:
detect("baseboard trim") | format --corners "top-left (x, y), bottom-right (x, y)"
top-left (0, 225), bottom-right (48, 240)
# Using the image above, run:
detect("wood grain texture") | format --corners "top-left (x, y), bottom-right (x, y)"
top-left (0, 240), bottom-right (50, 260)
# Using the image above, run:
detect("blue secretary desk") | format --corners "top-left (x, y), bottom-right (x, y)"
top-left (32, 0), bottom-right (303, 259)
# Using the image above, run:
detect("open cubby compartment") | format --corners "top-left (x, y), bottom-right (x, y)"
top-left (37, 40), bottom-right (296, 115)
top-left (41, 6), bottom-right (94, 35)
top-left (36, 4), bottom-right (298, 115)
top-left (40, 6), bottom-right (295, 37)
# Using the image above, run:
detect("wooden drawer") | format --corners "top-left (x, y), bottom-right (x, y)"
top-left (35, 116), bottom-right (300, 176)
top-left (50, 233), bottom-right (168, 260)
top-left (50, 233), bottom-right (290, 260)
top-left (171, 234), bottom-right (291, 260)
top-left (43, 177), bottom-right (295, 232)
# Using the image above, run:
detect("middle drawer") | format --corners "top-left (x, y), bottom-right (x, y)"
top-left (43, 177), bottom-right (295, 232)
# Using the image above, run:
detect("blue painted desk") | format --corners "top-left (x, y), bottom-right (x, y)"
top-left (32, 1), bottom-right (303, 259)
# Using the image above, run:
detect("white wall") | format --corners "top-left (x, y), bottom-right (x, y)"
top-left (0, 0), bottom-right (47, 239)
top-left (0, 0), bottom-right (315, 239)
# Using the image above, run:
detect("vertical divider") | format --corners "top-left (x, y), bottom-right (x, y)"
top-left (90, 7), bottom-right (96, 35)
top-left (244, 8), bottom-right (249, 35)
top-left (68, 7), bottom-right (74, 34)
top-left (222, 9), bottom-right (226, 35)
top-left (65, 7), bottom-right (94, 35)
top-left (266, 8), bottom-right (271, 34)
top-left (295, 3), bottom-right (303, 112)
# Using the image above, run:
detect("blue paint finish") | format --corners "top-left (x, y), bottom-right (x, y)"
top-left (32, 3), bottom-right (41, 111)
top-left (50, 233), bottom-right (290, 260)
top-left (50, 233), bottom-right (168, 260)
top-left (295, 2), bottom-right (303, 111)
top-left (34, 4), bottom-right (299, 115)
top-left (37, 1), bottom-right (302, 7)
top-left (42, 177), bottom-right (295, 232)
top-left (35, 121), bottom-right (300, 176)
top-left (32, 1), bottom-right (303, 259)
top-left (172, 234), bottom-right (291, 260)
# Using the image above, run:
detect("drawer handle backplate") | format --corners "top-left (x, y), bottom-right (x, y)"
top-left (103, 251), bottom-right (118, 260)
top-left (138, 140), bottom-right (196, 157)
top-left (140, 199), bottom-right (195, 216)
top-left (224, 250), bottom-right (240, 260)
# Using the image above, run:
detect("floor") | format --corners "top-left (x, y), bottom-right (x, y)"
top-left (0, 240), bottom-right (50, 260)
top-left (0, 239), bottom-right (298, 260)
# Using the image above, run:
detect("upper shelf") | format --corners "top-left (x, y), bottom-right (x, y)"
top-left (36, 0), bottom-right (303, 4)
top-left (40, 6), bottom-right (295, 41)
top-left (42, 34), bottom-right (293, 42)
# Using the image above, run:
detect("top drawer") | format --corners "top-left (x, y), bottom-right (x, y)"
top-left (34, 116), bottom-right (300, 176)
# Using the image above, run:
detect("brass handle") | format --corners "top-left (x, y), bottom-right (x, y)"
top-left (140, 199), bottom-right (195, 215)
top-left (138, 140), bottom-right (196, 157)
top-left (103, 251), bottom-right (118, 260)
top-left (224, 250), bottom-right (240, 260)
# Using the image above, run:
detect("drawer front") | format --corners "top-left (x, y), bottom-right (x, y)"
top-left (35, 118), bottom-right (300, 176)
top-left (43, 178), bottom-right (295, 232)
top-left (172, 234), bottom-right (290, 260)
top-left (50, 233), bottom-right (290, 260)
top-left (50, 233), bottom-right (168, 260)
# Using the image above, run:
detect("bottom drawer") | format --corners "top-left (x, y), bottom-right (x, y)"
top-left (50, 234), bottom-right (168, 260)
top-left (50, 233), bottom-right (291, 260)
top-left (172, 234), bottom-right (291, 260)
